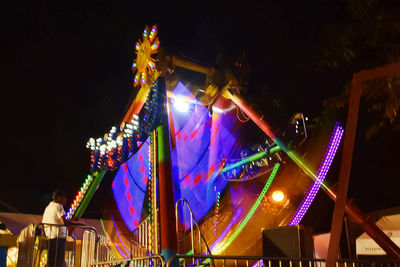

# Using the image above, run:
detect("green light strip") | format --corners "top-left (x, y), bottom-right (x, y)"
top-left (221, 152), bottom-right (266, 173)
top-left (269, 146), bottom-right (281, 154)
top-left (212, 163), bottom-right (280, 254)
top-left (271, 138), bottom-right (336, 197)
top-left (180, 249), bottom-right (194, 262)
top-left (99, 218), bottom-right (120, 259)
top-left (284, 150), bottom-right (335, 196)
top-left (220, 146), bottom-right (281, 174)
top-left (74, 170), bottom-right (106, 218)
top-left (228, 92), bottom-right (336, 200)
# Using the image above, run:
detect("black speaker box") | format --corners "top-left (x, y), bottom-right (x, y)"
top-left (262, 225), bottom-right (314, 258)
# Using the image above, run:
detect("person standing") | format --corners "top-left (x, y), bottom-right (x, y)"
top-left (42, 190), bottom-right (82, 267)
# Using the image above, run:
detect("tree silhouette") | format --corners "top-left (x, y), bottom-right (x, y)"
top-left (318, 0), bottom-right (400, 139)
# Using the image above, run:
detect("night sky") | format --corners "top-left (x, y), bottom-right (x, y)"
top-left (1, 0), bottom-right (399, 231)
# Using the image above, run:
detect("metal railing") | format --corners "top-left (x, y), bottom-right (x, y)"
top-left (166, 255), bottom-right (372, 267)
top-left (32, 223), bottom-right (103, 267)
top-left (80, 226), bottom-right (121, 266)
top-left (91, 254), bottom-right (165, 267)
top-left (96, 234), bottom-right (117, 263)
top-left (66, 234), bottom-right (77, 267)
top-left (33, 223), bottom-right (78, 267)
top-left (130, 215), bottom-right (160, 258)
top-left (370, 260), bottom-right (400, 267)
top-left (175, 198), bottom-right (213, 267)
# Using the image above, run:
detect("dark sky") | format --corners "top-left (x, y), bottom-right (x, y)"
top-left (1, 0), bottom-right (399, 228)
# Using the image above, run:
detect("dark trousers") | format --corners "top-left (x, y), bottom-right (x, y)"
top-left (47, 238), bottom-right (66, 267)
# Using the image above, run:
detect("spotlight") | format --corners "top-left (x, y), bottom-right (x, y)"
top-left (271, 190), bottom-right (285, 202)
top-left (172, 97), bottom-right (189, 113)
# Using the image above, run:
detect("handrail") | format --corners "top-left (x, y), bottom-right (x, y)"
top-left (34, 223), bottom-right (99, 267)
top-left (175, 198), bottom-right (213, 256)
top-left (67, 234), bottom-right (77, 267)
top-left (97, 234), bottom-right (116, 261)
top-left (130, 215), bottom-right (151, 257)
top-left (167, 254), bottom-right (371, 267)
top-left (36, 223), bottom-right (99, 237)
top-left (76, 226), bottom-right (100, 266)
top-left (129, 207), bottom-right (160, 257)
top-left (91, 254), bottom-right (165, 267)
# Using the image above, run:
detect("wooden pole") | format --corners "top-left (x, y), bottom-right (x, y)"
top-left (225, 80), bottom-right (400, 260)
top-left (326, 76), bottom-right (362, 266)
top-left (326, 62), bottom-right (400, 265)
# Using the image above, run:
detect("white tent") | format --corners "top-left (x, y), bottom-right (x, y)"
top-left (356, 214), bottom-right (400, 255)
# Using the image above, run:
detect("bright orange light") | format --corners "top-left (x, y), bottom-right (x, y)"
top-left (271, 190), bottom-right (285, 202)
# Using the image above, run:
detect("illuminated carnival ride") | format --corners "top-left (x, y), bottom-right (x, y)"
top-left (65, 25), bottom-right (345, 259)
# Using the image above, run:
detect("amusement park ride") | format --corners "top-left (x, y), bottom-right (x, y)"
top-left (59, 25), bottom-right (400, 265)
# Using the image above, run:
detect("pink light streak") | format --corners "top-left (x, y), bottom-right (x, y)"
top-left (110, 214), bottom-right (130, 257)
top-left (209, 208), bottom-right (242, 251)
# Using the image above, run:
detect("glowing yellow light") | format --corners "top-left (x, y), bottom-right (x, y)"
top-left (132, 25), bottom-right (159, 87)
top-left (271, 190), bottom-right (285, 202)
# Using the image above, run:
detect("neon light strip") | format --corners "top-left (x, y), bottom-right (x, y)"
top-left (100, 218), bottom-right (125, 259)
top-left (227, 92), bottom-right (338, 198)
top-left (288, 123), bottom-right (344, 225)
top-left (147, 132), bottom-right (154, 254)
top-left (219, 145), bottom-right (281, 175)
top-left (180, 209), bottom-right (243, 264)
top-left (212, 163), bottom-right (280, 254)
top-left (72, 170), bottom-right (106, 219)
top-left (213, 192), bottom-right (221, 235)
top-left (66, 174), bottom-right (94, 219)
top-left (251, 259), bottom-right (264, 267)
top-left (110, 214), bottom-right (130, 256)
top-left (181, 209), bottom-right (243, 266)
top-left (221, 152), bottom-right (266, 173)
top-left (209, 208), bottom-right (242, 251)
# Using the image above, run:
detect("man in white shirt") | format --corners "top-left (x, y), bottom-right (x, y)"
top-left (42, 190), bottom-right (83, 267)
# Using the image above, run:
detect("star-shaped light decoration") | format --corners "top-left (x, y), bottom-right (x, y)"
top-left (132, 25), bottom-right (160, 87)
